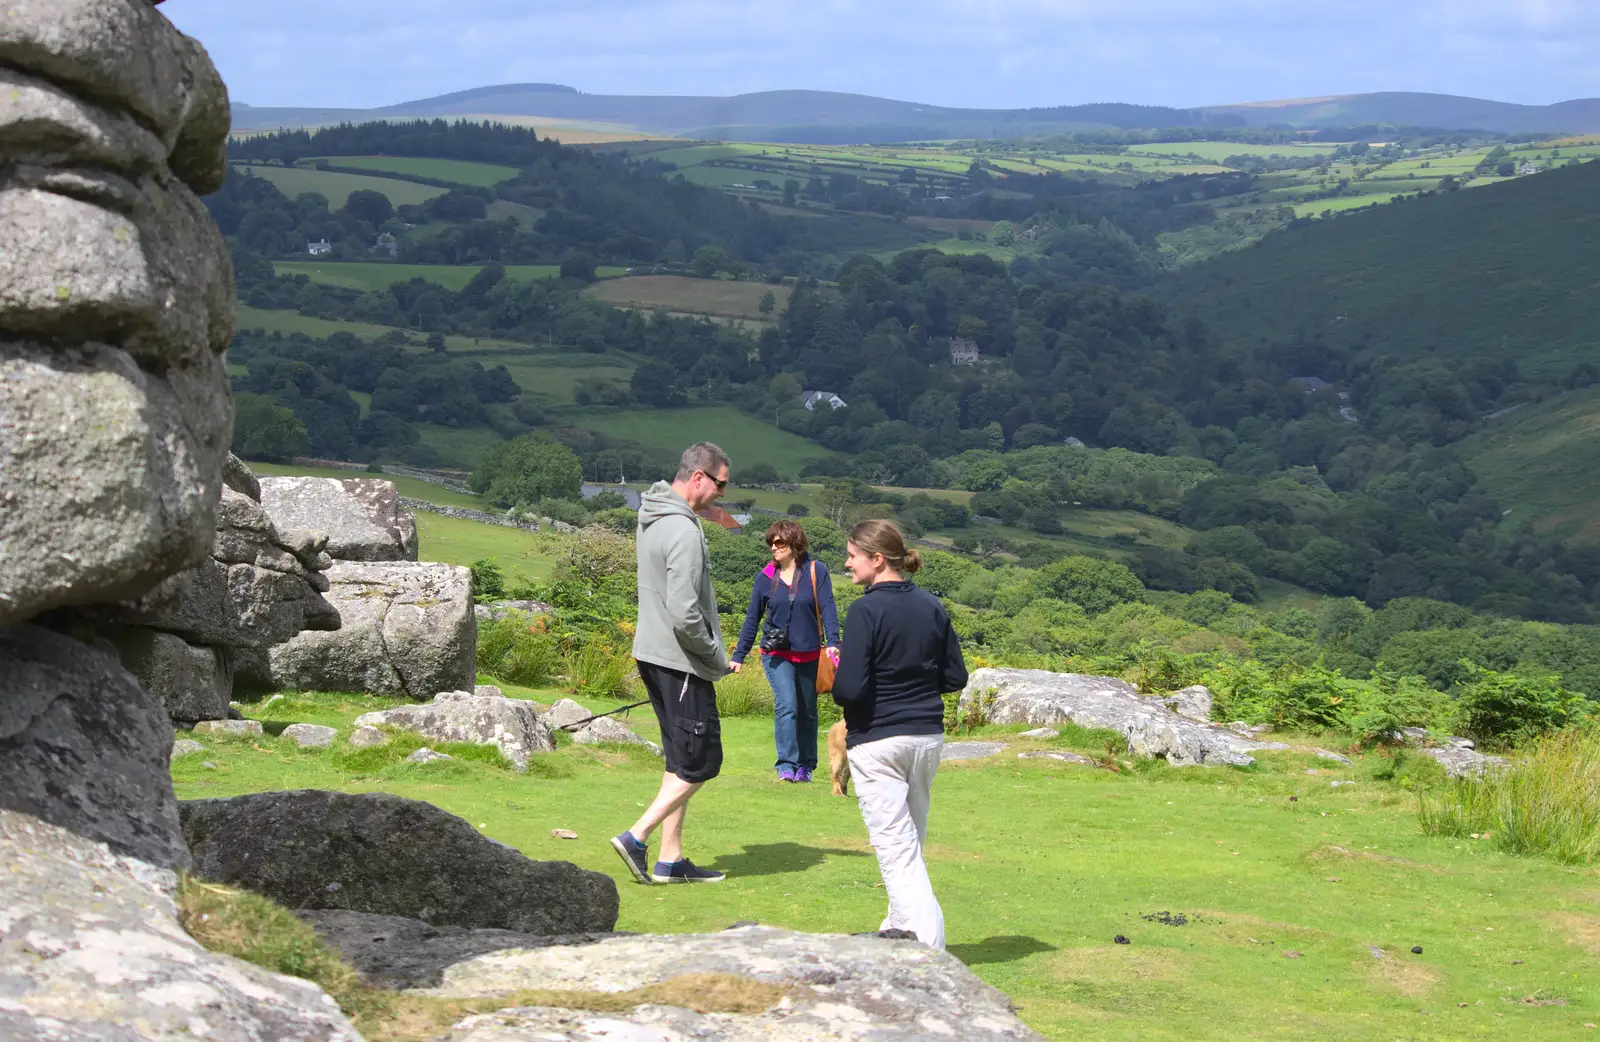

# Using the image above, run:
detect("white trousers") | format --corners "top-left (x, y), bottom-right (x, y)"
top-left (847, 733), bottom-right (945, 950)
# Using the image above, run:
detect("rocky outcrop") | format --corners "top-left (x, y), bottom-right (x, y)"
top-left (961, 668), bottom-right (1290, 767)
top-left (1163, 684), bottom-right (1214, 722)
top-left (475, 599), bottom-right (556, 624)
top-left (99, 457), bottom-right (340, 722)
top-left (424, 925), bottom-right (1041, 1041)
top-left (180, 790), bottom-right (619, 934)
top-left (267, 560), bottom-right (475, 697)
top-left (261, 476), bottom-right (419, 561)
top-left (0, 810), bottom-right (360, 1042)
top-left (0, 10), bottom-right (352, 1037)
top-left (296, 909), bottom-right (618, 990)
top-left (1421, 745), bottom-right (1507, 778)
top-left (355, 690), bottom-right (554, 770)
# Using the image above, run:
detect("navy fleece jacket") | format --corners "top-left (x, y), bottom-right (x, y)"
top-left (830, 580), bottom-right (969, 748)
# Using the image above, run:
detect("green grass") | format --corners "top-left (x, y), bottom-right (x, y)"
top-left (237, 305), bottom-right (410, 341)
top-left (313, 155), bottom-right (520, 187)
top-left (1162, 159), bottom-right (1600, 377)
top-left (175, 689), bottom-right (1600, 1040)
top-left (587, 276), bottom-right (790, 323)
top-left (233, 164), bottom-right (447, 209)
top-left (1130, 142), bottom-right (1340, 161)
top-left (413, 512), bottom-right (554, 587)
top-left (1459, 387), bottom-right (1600, 545)
top-left (568, 405), bottom-right (837, 475)
top-left (418, 424), bottom-right (508, 470)
top-left (273, 262), bottom-right (625, 293)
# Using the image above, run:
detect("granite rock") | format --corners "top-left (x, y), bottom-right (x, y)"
top-left (355, 690), bottom-right (554, 771)
top-left (259, 476), bottom-right (419, 562)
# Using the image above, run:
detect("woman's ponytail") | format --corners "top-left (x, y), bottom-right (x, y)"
top-left (848, 520), bottom-right (920, 575)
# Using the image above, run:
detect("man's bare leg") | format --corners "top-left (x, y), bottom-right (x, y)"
top-left (628, 772), bottom-right (701, 860)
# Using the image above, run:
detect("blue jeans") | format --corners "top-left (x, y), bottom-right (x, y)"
top-left (763, 655), bottom-right (819, 771)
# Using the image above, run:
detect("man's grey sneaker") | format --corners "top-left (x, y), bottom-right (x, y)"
top-left (652, 858), bottom-right (725, 884)
top-left (610, 832), bottom-right (652, 884)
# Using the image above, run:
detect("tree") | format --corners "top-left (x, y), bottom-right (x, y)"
top-left (692, 245), bottom-right (731, 279)
top-left (560, 252), bottom-right (597, 282)
top-left (758, 290), bottom-right (777, 316)
top-left (819, 480), bottom-right (856, 527)
top-left (992, 220), bottom-right (1015, 247)
top-left (767, 372), bottom-right (803, 429)
top-left (342, 189), bottom-right (393, 226)
top-left (782, 179), bottom-right (799, 206)
top-left (426, 332), bottom-right (447, 354)
top-left (232, 393), bottom-right (309, 462)
top-left (471, 433), bottom-right (583, 507)
top-left (1034, 555), bottom-right (1144, 615)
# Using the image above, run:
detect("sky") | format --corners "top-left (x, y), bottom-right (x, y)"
top-left (162, 1), bottom-right (1600, 111)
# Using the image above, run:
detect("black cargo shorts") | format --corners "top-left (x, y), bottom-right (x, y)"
top-left (637, 660), bottom-right (723, 783)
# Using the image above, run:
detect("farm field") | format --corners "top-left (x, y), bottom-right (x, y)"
top-left (273, 261), bottom-right (627, 292)
top-left (417, 423), bottom-right (510, 470)
top-left (236, 305), bottom-right (410, 342)
top-left (232, 163), bottom-right (447, 209)
top-left (181, 682), bottom-right (1600, 1042)
top-left (473, 351), bottom-right (638, 405)
top-left (568, 405), bottom-right (836, 475)
top-left (1460, 387), bottom-right (1600, 547)
top-left (587, 275), bottom-right (791, 323)
top-left (310, 155), bottom-right (520, 186)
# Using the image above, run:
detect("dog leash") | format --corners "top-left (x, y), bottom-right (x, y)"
top-left (554, 699), bottom-right (650, 732)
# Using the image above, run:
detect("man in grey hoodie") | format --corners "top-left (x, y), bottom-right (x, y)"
top-left (611, 442), bottom-right (732, 885)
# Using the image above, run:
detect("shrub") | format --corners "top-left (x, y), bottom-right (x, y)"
top-left (477, 613), bottom-right (561, 687)
top-left (592, 507), bottom-right (638, 535)
top-left (1420, 725), bottom-right (1600, 864)
top-left (717, 664), bottom-right (775, 717)
top-left (469, 559), bottom-right (506, 603)
top-left (562, 639), bottom-right (636, 700)
top-left (541, 497), bottom-right (593, 528)
top-left (786, 503), bottom-right (810, 517)
top-left (1453, 663), bottom-right (1593, 750)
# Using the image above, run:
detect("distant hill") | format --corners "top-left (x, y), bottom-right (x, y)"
top-left (1158, 159), bottom-right (1600, 379)
top-left (1458, 386), bottom-right (1600, 546)
top-left (231, 87), bottom-right (1600, 141)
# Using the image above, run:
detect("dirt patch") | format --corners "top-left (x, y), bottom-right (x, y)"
top-left (1362, 957), bottom-right (1439, 998)
top-left (1306, 843), bottom-right (1442, 873)
top-left (1188, 909), bottom-right (1329, 947)
top-left (1553, 912), bottom-right (1600, 955)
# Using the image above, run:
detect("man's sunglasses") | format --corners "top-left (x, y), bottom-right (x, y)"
top-left (700, 471), bottom-right (729, 492)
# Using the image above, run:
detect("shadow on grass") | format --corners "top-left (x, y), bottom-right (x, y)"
top-left (947, 935), bottom-right (1059, 966)
top-left (709, 842), bottom-right (871, 878)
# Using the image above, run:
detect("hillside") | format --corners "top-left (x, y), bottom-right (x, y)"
top-left (1160, 159), bottom-right (1600, 378)
top-left (230, 87), bottom-right (1600, 141)
top-left (1459, 387), bottom-right (1600, 546)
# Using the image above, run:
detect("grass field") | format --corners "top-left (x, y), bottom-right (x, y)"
top-left (233, 164), bottom-right (447, 209)
top-left (177, 687), bottom-right (1600, 1041)
top-left (273, 262), bottom-right (627, 293)
top-left (587, 276), bottom-right (790, 323)
top-left (244, 461), bottom-right (484, 509)
top-left (1460, 387), bottom-right (1600, 546)
top-left (236, 305), bottom-right (407, 341)
top-left (311, 156), bottom-right (520, 187)
top-left (570, 405), bottom-right (834, 475)
top-left (418, 424), bottom-right (508, 470)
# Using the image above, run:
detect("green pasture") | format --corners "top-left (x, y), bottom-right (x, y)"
top-left (310, 155), bottom-right (520, 187)
top-left (177, 686), bottom-right (1600, 1041)
top-left (232, 164), bottom-right (446, 209)
top-left (236, 305), bottom-right (410, 341)
top-left (477, 353), bottom-right (638, 403)
top-left (418, 424), bottom-right (508, 470)
top-left (570, 405), bottom-right (836, 475)
top-left (1131, 142), bottom-right (1340, 161)
top-left (587, 275), bottom-right (791, 323)
top-left (272, 262), bottom-right (625, 293)
top-left (485, 199), bottom-right (546, 226)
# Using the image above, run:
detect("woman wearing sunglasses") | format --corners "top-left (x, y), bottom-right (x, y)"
top-left (730, 520), bottom-right (841, 783)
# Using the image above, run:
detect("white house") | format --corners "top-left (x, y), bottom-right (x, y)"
top-left (950, 338), bottom-right (980, 365)
top-left (307, 239), bottom-right (332, 256)
top-left (801, 390), bottom-right (847, 411)
top-left (1518, 162), bottom-right (1540, 176)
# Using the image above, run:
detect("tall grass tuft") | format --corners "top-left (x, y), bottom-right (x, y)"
top-left (1419, 726), bottom-right (1600, 864)
top-left (562, 640), bottom-right (637, 701)
top-left (716, 665), bottom-right (775, 718)
top-left (477, 612), bottom-right (561, 687)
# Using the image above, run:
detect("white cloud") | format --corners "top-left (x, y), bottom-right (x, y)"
top-left (160, 0), bottom-right (1599, 109)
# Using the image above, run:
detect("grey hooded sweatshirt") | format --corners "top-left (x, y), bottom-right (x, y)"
top-left (632, 481), bottom-right (728, 681)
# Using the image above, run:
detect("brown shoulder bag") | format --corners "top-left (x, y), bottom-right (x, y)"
top-left (810, 561), bottom-right (836, 694)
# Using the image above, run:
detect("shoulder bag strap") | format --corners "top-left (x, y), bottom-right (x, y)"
top-left (809, 561), bottom-right (826, 644)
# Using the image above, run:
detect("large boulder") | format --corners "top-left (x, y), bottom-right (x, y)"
top-left (425, 925), bottom-right (1041, 1041)
top-left (259, 475), bottom-right (419, 561)
top-left (0, 809), bottom-right (358, 1042)
top-left (180, 790), bottom-right (619, 935)
top-left (961, 668), bottom-right (1289, 767)
top-left (354, 690), bottom-right (555, 771)
top-left (0, 0), bottom-right (235, 628)
top-left (110, 627), bottom-right (232, 724)
top-left (296, 909), bottom-right (618, 989)
top-left (0, 626), bottom-right (188, 868)
top-left (268, 560), bottom-right (475, 697)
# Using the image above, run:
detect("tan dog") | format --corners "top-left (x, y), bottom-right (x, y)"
top-left (827, 720), bottom-right (851, 797)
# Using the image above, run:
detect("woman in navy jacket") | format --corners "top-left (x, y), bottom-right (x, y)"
top-left (730, 520), bottom-right (841, 782)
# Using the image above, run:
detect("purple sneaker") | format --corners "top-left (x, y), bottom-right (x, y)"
top-left (776, 766), bottom-right (797, 782)
top-left (795, 767), bottom-right (814, 783)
